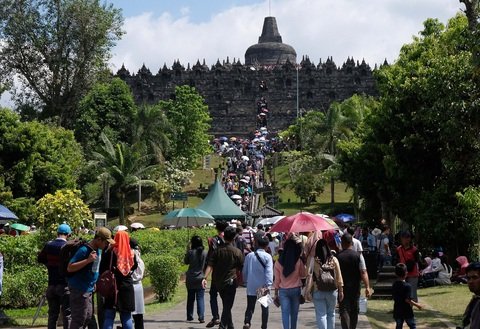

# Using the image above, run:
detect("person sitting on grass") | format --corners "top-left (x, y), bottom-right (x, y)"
top-left (392, 263), bottom-right (423, 329)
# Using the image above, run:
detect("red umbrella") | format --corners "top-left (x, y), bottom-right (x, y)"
top-left (269, 212), bottom-right (334, 233)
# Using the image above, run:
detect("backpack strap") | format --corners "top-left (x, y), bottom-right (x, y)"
top-left (254, 251), bottom-right (266, 269)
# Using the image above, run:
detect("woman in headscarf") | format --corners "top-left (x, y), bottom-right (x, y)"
top-left (273, 236), bottom-right (306, 329)
top-left (100, 230), bottom-right (137, 329)
top-left (452, 255), bottom-right (470, 283)
top-left (311, 239), bottom-right (343, 329)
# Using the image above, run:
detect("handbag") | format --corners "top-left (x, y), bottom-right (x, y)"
top-left (96, 251), bottom-right (117, 303)
top-left (315, 257), bottom-right (337, 291)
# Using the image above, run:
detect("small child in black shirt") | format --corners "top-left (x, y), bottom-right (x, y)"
top-left (392, 263), bottom-right (423, 328)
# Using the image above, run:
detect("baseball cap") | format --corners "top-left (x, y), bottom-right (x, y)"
top-left (57, 223), bottom-right (72, 235)
top-left (96, 227), bottom-right (115, 244)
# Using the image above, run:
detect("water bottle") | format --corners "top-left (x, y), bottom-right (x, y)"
top-left (91, 249), bottom-right (101, 273)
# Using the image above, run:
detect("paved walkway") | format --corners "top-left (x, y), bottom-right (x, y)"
top-left (26, 287), bottom-right (372, 329)
top-left (142, 286), bottom-right (372, 329)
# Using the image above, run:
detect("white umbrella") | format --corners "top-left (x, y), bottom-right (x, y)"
top-left (130, 222), bottom-right (145, 229)
top-left (258, 215), bottom-right (285, 226)
top-left (113, 225), bottom-right (128, 232)
top-left (230, 194), bottom-right (242, 200)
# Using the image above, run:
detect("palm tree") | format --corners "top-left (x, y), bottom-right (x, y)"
top-left (132, 103), bottom-right (172, 162)
top-left (317, 96), bottom-right (367, 209)
top-left (92, 133), bottom-right (158, 224)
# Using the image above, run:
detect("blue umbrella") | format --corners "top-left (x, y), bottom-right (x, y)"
top-left (0, 204), bottom-right (18, 219)
top-left (335, 213), bottom-right (355, 222)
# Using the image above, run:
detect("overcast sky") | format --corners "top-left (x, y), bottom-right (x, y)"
top-left (0, 0), bottom-right (465, 107)
top-left (109, 0), bottom-right (463, 74)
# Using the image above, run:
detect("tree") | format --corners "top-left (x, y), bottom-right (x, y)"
top-left (91, 133), bottom-right (157, 225)
top-left (161, 86), bottom-right (212, 167)
top-left (0, 0), bottom-right (123, 127)
top-left (75, 77), bottom-right (137, 152)
top-left (36, 189), bottom-right (92, 240)
top-left (0, 109), bottom-right (85, 200)
top-left (132, 103), bottom-right (172, 163)
top-left (339, 15), bottom-right (480, 252)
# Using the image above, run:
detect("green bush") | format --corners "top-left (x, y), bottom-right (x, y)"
top-left (1, 265), bottom-right (47, 308)
top-left (0, 234), bottom-right (43, 271)
top-left (146, 254), bottom-right (181, 302)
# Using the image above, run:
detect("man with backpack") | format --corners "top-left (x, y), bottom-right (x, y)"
top-left (67, 227), bottom-right (114, 329)
top-left (38, 223), bottom-right (72, 329)
top-left (204, 221), bottom-right (228, 328)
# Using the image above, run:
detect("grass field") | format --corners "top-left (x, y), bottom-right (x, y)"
top-left (367, 284), bottom-right (470, 329)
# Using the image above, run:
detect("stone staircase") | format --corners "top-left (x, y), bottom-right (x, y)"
top-left (372, 265), bottom-right (396, 299)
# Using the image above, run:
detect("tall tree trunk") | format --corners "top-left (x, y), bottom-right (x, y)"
top-left (119, 193), bottom-right (125, 225)
top-left (330, 177), bottom-right (335, 211)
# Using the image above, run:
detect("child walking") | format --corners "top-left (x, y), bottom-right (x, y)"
top-left (392, 263), bottom-right (423, 329)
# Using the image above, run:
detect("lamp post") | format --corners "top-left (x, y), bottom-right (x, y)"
top-left (296, 66), bottom-right (299, 118)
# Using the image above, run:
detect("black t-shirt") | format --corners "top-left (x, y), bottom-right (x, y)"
top-left (336, 249), bottom-right (361, 295)
top-left (392, 280), bottom-right (414, 319)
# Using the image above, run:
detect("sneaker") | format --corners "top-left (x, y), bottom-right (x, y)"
top-left (199, 319), bottom-right (205, 323)
top-left (206, 319), bottom-right (220, 328)
top-left (243, 324), bottom-right (250, 329)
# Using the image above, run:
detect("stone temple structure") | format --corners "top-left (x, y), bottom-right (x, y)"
top-left (117, 16), bottom-right (378, 136)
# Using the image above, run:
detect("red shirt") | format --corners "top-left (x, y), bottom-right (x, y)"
top-left (397, 245), bottom-right (419, 277)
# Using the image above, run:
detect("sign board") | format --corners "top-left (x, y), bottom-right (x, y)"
top-left (94, 212), bottom-right (107, 227)
top-left (170, 192), bottom-right (188, 201)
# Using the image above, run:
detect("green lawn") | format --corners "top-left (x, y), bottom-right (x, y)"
top-left (367, 284), bottom-right (470, 329)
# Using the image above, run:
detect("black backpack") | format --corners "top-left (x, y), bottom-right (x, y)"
top-left (58, 238), bottom-right (88, 277)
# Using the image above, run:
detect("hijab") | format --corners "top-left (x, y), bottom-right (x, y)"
top-left (114, 230), bottom-right (134, 276)
top-left (279, 239), bottom-right (302, 278)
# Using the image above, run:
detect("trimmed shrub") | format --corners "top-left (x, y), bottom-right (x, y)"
top-left (0, 234), bottom-right (42, 271)
top-left (146, 254), bottom-right (181, 302)
top-left (1, 265), bottom-right (47, 308)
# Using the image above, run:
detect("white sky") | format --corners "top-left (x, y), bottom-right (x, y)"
top-left (0, 0), bottom-right (465, 107)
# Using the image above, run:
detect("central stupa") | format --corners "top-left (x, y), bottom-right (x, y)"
top-left (244, 16), bottom-right (297, 66)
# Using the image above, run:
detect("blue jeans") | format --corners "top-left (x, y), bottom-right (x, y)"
top-left (187, 288), bottom-right (205, 321)
top-left (279, 287), bottom-right (301, 329)
top-left (312, 289), bottom-right (338, 329)
top-left (395, 317), bottom-right (416, 329)
top-left (102, 308), bottom-right (133, 329)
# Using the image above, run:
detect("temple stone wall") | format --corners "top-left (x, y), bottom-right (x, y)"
top-left (117, 56), bottom-right (378, 137)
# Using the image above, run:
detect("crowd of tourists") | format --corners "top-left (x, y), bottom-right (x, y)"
top-left (184, 220), bottom-right (372, 329)
top-left (37, 219), bottom-right (480, 329)
top-left (38, 224), bottom-right (145, 329)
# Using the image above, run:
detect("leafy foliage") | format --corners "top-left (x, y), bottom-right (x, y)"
top-left (0, 0), bottom-right (124, 127)
top-left (0, 234), bottom-right (42, 272)
top-left (146, 255), bottom-right (180, 302)
top-left (75, 78), bottom-right (137, 152)
top-left (36, 189), bottom-right (92, 241)
top-left (0, 109), bottom-right (84, 202)
top-left (337, 15), bottom-right (480, 253)
top-left (1, 265), bottom-right (47, 308)
top-left (162, 86), bottom-right (212, 167)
